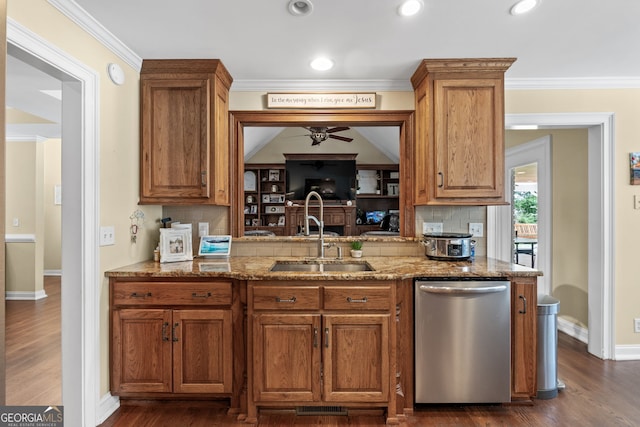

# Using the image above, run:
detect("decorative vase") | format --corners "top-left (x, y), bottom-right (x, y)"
top-left (350, 249), bottom-right (363, 258)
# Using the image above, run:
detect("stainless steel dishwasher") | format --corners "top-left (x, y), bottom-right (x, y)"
top-left (414, 278), bottom-right (511, 404)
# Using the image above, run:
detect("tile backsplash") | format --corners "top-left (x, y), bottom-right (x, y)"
top-left (162, 205), bottom-right (486, 257)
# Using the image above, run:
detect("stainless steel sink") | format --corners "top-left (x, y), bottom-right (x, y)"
top-left (269, 260), bottom-right (374, 272)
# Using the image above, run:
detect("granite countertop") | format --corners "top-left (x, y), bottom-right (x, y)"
top-left (105, 256), bottom-right (541, 281)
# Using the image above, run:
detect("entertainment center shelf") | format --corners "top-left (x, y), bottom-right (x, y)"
top-left (243, 160), bottom-right (399, 236)
top-left (243, 164), bottom-right (286, 235)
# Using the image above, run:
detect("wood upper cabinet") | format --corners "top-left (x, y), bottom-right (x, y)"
top-left (139, 59), bottom-right (232, 205)
top-left (110, 279), bottom-right (234, 396)
top-left (411, 58), bottom-right (515, 205)
top-left (511, 277), bottom-right (538, 400)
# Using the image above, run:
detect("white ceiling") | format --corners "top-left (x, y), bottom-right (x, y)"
top-left (6, 0), bottom-right (640, 141)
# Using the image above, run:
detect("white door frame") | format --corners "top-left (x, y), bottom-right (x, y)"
top-left (490, 136), bottom-right (552, 296)
top-left (7, 18), bottom-right (101, 425)
top-left (488, 112), bottom-right (615, 360)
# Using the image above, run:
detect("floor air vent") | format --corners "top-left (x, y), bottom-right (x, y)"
top-left (296, 406), bottom-right (347, 416)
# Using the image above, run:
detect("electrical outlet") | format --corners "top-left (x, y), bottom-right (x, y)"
top-left (423, 222), bottom-right (443, 234)
top-left (12, 218), bottom-right (19, 227)
top-left (469, 223), bottom-right (484, 237)
top-left (635, 195), bottom-right (640, 210)
top-left (634, 318), bottom-right (640, 333)
top-left (198, 222), bottom-right (209, 237)
top-left (99, 226), bottom-right (115, 246)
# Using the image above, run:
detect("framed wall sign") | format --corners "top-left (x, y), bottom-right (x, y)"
top-left (267, 93), bottom-right (376, 109)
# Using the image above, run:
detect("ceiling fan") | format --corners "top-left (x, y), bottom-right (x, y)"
top-left (304, 126), bottom-right (353, 145)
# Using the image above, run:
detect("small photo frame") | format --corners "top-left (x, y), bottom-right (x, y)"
top-left (278, 215), bottom-right (286, 226)
top-left (198, 235), bottom-right (232, 258)
top-left (631, 153), bottom-right (640, 185)
top-left (159, 228), bottom-right (193, 263)
top-left (387, 183), bottom-right (399, 196)
top-left (250, 205), bottom-right (258, 214)
top-left (268, 169), bottom-right (280, 181)
top-left (252, 218), bottom-right (260, 226)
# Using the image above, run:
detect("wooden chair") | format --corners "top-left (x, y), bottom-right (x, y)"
top-left (514, 223), bottom-right (537, 267)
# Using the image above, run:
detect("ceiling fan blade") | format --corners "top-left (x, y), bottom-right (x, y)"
top-left (326, 126), bottom-right (350, 133)
top-left (329, 135), bottom-right (353, 142)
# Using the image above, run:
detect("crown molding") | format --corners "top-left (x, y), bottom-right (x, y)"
top-left (47, 0), bottom-right (142, 71)
top-left (230, 79), bottom-right (413, 92)
top-left (506, 76), bottom-right (640, 90)
top-left (46, 1), bottom-right (640, 91)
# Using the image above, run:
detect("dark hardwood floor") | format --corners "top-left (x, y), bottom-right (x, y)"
top-left (101, 333), bottom-right (640, 426)
top-left (7, 278), bottom-right (640, 426)
top-left (5, 276), bottom-right (62, 405)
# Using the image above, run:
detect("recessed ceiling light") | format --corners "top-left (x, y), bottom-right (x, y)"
top-left (510, 0), bottom-right (539, 15)
top-left (288, 0), bottom-right (313, 16)
top-left (398, 0), bottom-right (424, 17)
top-left (310, 57), bottom-right (334, 71)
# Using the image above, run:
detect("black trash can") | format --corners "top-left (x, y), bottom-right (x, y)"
top-left (537, 295), bottom-right (560, 399)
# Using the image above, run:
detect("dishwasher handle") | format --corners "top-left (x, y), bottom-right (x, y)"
top-left (418, 283), bottom-right (508, 294)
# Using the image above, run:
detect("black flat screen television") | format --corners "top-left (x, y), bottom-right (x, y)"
top-left (286, 159), bottom-right (356, 200)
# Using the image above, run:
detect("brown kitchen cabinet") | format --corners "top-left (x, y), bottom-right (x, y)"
top-left (511, 276), bottom-right (538, 400)
top-left (247, 281), bottom-right (397, 424)
top-left (139, 59), bottom-right (233, 205)
top-left (110, 279), bottom-right (234, 397)
top-left (411, 58), bottom-right (515, 205)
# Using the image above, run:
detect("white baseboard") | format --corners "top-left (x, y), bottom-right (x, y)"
top-left (557, 317), bottom-right (640, 360)
top-left (44, 269), bottom-right (62, 276)
top-left (615, 345), bottom-right (640, 361)
top-left (558, 317), bottom-right (588, 343)
top-left (5, 290), bottom-right (48, 300)
top-left (97, 393), bottom-right (120, 425)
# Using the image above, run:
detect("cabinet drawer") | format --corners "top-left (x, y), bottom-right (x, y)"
top-left (252, 286), bottom-right (320, 310)
top-left (112, 281), bottom-right (232, 306)
top-left (323, 286), bottom-right (391, 311)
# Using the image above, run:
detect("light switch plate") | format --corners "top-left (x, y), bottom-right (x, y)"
top-left (635, 195), bottom-right (640, 210)
top-left (423, 222), bottom-right (443, 234)
top-left (469, 223), bottom-right (484, 237)
top-left (100, 226), bottom-right (115, 246)
top-left (198, 222), bottom-right (209, 237)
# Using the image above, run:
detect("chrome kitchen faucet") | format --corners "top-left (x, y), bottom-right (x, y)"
top-left (304, 190), bottom-right (331, 259)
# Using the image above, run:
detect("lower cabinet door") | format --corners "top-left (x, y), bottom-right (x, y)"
top-left (253, 313), bottom-right (321, 402)
top-left (323, 314), bottom-right (390, 402)
top-left (511, 279), bottom-right (537, 399)
top-left (112, 308), bottom-right (173, 393)
top-left (173, 309), bottom-right (233, 393)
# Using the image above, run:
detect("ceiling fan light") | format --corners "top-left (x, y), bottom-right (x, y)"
top-left (288, 0), bottom-right (313, 16)
top-left (398, 0), bottom-right (423, 17)
top-left (510, 0), bottom-right (539, 15)
top-left (310, 57), bottom-right (334, 71)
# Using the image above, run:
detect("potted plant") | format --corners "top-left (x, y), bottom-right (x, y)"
top-left (350, 240), bottom-right (363, 258)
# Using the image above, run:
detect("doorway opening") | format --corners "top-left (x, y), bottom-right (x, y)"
top-left (489, 113), bottom-right (615, 360)
top-left (7, 19), bottom-right (101, 424)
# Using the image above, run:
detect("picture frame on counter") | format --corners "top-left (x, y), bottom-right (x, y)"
top-left (159, 228), bottom-right (193, 263)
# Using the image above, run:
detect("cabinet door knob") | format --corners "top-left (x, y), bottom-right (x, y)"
top-left (192, 292), bottom-right (212, 298)
top-left (172, 322), bottom-right (179, 342)
top-left (131, 292), bottom-right (152, 298)
top-left (324, 327), bottom-right (330, 348)
top-left (201, 171), bottom-right (207, 187)
top-left (519, 295), bottom-right (527, 314)
top-left (275, 296), bottom-right (297, 303)
top-left (313, 327), bottom-right (319, 348)
top-left (437, 172), bottom-right (444, 188)
top-left (162, 322), bottom-right (170, 342)
top-left (346, 296), bottom-right (368, 303)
